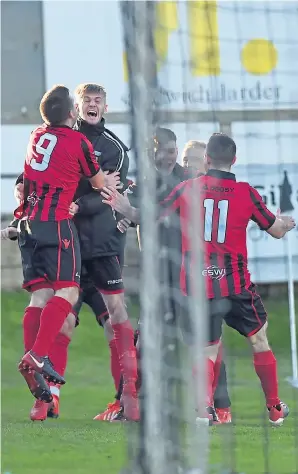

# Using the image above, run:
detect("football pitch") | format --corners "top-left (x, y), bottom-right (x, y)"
top-left (2, 291), bottom-right (298, 474)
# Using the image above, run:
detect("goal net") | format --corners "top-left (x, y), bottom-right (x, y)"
top-left (120, 1), bottom-right (298, 473)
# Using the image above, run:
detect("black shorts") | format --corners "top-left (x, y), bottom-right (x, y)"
top-left (83, 256), bottom-right (124, 294)
top-left (209, 284), bottom-right (267, 344)
top-left (18, 219), bottom-right (81, 292)
top-left (72, 267), bottom-right (109, 327)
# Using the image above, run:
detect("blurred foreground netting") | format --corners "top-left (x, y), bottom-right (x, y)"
top-left (120, 1), bottom-right (298, 473)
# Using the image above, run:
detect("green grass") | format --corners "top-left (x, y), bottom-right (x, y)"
top-left (1, 291), bottom-right (298, 474)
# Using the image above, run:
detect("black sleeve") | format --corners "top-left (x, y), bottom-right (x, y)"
top-left (8, 217), bottom-right (19, 241)
top-left (126, 183), bottom-right (139, 208)
top-left (100, 129), bottom-right (129, 185)
top-left (16, 173), bottom-right (24, 185)
top-left (75, 191), bottom-right (106, 216)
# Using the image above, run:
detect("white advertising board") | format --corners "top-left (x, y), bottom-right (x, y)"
top-left (236, 163), bottom-right (298, 283)
top-left (43, 0), bottom-right (298, 112)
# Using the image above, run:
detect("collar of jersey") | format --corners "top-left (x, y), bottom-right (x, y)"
top-left (75, 117), bottom-right (105, 138)
top-left (206, 169), bottom-right (236, 181)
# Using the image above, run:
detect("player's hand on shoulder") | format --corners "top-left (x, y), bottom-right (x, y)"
top-left (117, 217), bottom-right (131, 233)
top-left (69, 202), bottom-right (79, 216)
top-left (1, 226), bottom-right (18, 240)
top-left (101, 187), bottom-right (131, 213)
top-left (101, 186), bottom-right (114, 202)
top-left (103, 171), bottom-right (121, 189)
top-left (14, 183), bottom-right (24, 203)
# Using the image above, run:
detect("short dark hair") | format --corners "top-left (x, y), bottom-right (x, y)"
top-left (40, 85), bottom-right (73, 125)
top-left (154, 127), bottom-right (177, 148)
top-left (206, 133), bottom-right (236, 166)
top-left (74, 83), bottom-right (107, 100)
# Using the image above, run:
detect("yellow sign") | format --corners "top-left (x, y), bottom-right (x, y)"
top-left (241, 39), bottom-right (278, 75)
top-left (123, 1), bottom-right (278, 81)
top-left (123, 0), bottom-right (220, 80)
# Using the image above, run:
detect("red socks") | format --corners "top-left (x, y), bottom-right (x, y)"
top-left (23, 307), bottom-right (42, 352)
top-left (207, 358), bottom-right (215, 406)
top-left (193, 358), bottom-right (215, 407)
top-left (32, 296), bottom-right (72, 357)
top-left (112, 320), bottom-right (138, 394)
top-left (253, 350), bottom-right (280, 407)
top-left (135, 343), bottom-right (142, 392)
top-left (49, 333), bottom-right (71, 377)
top-left (109, 339), bottom-right (122, 391)
top-left (212, 343), bottom-right (223, 397)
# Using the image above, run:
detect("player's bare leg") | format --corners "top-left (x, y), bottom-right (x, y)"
top-left (19, 286), bottom-right (79, 400)
top-left (248, 322), bottom-right (289, 426)
top-left (102, 293), bottom-right (139, 421)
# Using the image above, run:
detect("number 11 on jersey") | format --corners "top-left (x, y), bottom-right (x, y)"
top-left (203, 198), bottom-right (229, 244)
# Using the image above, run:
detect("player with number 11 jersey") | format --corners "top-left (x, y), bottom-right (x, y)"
top-left (173, 170), bottom-right (275, 300)
top-left (102, 132), bottom-right (295, 425)
top-left (160, 155), bottom-right (276, 300)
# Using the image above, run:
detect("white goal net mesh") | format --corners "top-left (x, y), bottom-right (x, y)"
top-left (120, 2), bottom-right (298, 473)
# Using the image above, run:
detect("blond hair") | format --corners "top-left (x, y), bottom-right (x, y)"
top-left (182, 140), bottom-right (206, 153)
top-left (74, 83), bottom-right (106, 100)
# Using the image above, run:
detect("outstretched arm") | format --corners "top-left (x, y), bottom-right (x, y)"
top-left (266, 208), bottom-right (296, 239)
top-left (101, 180), bottom-right (187, 224)
top-left (101, 187), bottom-right (140, 224)
top-left (249, 186), bottom-right (296, 239)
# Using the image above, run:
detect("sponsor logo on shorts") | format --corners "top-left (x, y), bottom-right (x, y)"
top-left (202, 265), bottom-right (226, 280)
top-left (107, 279), bottom-right (123, 285)
top-left (62, 239), bottom-right (70, 249)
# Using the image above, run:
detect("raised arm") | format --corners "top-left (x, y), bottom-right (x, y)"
top-left (101, 180), bottom-right (187, 224)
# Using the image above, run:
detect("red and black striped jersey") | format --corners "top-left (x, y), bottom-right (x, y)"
top-left (159, 169), bottom-right (276, 299)
top-left (14, 124), bottom-right (100, 221)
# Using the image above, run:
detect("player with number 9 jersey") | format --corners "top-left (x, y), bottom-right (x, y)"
top-left (16, 85), bottom-right (104, 293)
top-left (15, 124), bottom-right (99, 222)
